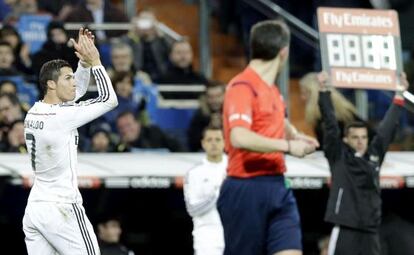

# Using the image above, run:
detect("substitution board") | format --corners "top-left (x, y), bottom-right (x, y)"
top-left (318, 7), bottom-right (403, 90)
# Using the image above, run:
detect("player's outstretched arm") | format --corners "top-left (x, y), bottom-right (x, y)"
top-left (370, 72), bottom-right (408, 162)
top-left (60, 30), bottom-right (118, 130)
top-left (317, 72), bottom-right (342, 161)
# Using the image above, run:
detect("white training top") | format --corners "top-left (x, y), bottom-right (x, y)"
top-left (183, 156), bottom-right (227, 250)
top-left (24, 64), bottom-right (118, 204)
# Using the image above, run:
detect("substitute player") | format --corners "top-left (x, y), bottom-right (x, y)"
top-left (184, 127), bottom-right (227, 255)
top-left (22, 28), bottom-right (118, 255)
top-left (218, 20), bottom-right (319, 255)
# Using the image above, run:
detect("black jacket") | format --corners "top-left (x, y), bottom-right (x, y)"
top-left (319, 91), bottom-right (402, 232)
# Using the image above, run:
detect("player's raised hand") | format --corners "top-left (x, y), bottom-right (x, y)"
top-left (288, 140), bottom-right (316, 158)
top-left (70, 28), bottom-right (86, 61)
top-left (394, 72), bottom-right (409, 100)
top-left (70, 28), bottom-right (101, 67)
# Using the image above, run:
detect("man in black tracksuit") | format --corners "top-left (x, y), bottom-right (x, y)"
top-left (317, 73), bottom-right (408, 255)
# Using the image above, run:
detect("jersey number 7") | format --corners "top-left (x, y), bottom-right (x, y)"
top-left (25, 133), bottom-right (36, 171)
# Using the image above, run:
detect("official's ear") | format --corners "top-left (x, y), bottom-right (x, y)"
top-left (343, 137), bottom-right (348, 144)
top-left (279, 46), bottom-right (289, 62)
top-left (47, 80), bottom-right (56, 91)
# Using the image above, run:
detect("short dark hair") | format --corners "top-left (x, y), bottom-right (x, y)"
top-left (344, 121), bottom-right (368, 136)
top-left (0, 80), bottom-right (17, 92)
top-left (0, 92), bottom-right (20, 106)
top-left (95, 213), bottom-right (122, 226)
top-left (250, 20), bottom-right (290, 60)
top-left (202, 126), bottom-right (222, 139)
top-left (116, 110), bottom-right (136, 122)
top-left (46, 21), bottom-right (66, 39)
top-left (38, 59), bottom-right (72, 94)
top-left (112, 71), bottom-right (134, 87)
top-left (9, 119), bottom-right (24, 130)
top-left (171, 38), bottom-right (190, 51)
top-left (0, 25), bottom-right (20, 39)
top-left (0, 41), bottom-right (13, 51)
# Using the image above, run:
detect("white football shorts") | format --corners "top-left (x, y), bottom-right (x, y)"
top-left (23, 202), bottom-right (100, 255)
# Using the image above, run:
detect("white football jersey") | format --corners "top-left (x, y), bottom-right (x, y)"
top-left (184, 156), bottom-right (227, 251)
top-left (24, 64), bottom-right (118, 204)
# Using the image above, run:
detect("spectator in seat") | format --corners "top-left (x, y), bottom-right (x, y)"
top-left (88, 122), bottom-right (115, 153)
top-left (103, 71), bottom-right (147, 130)
top-left (0, 80), bottom-right (17, 95)
top-left (96, 214), bottom-right (135, 255)
top-left (121, 10), bottom-right (171, 81)
top-left (116, 111), bottom-right (183, 152)
top-left (65, 0), bottom-right (129, 41)
top-left (0, 25), bottom-right (32, 74)
top-left (0, 93), bottom-right (25, 151)
top-left (188, 82), bottom-right (225, 151)
top-left (0, 41), bottom-right (21, 76)
top-left (6, 119), bottom-right (26, 152)
top-left (156, 39), bottom-right (208, 85)
top-left (32, 21), bottom-right (79, 77)
top-left (107, 42), bottom-right (152, 85)
top-left (0, 93), bottom-right (25, 127)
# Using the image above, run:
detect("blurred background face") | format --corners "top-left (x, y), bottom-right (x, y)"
top-left (0, 96), bottom-right (20, 125)
top-left (115, 77), bottom-right (133, 98)
top-left (206, 86), bottom-right (224, 112)
top-left (135, 11), bottom-right (157, 39)
top-left (0, 45), bottom-right (15, 69)
top-left (3, 34), bottom-right (19, 49)
top-left (111, 48), bottom-right (133, 72)
top-left (8, 121), bottom-right (25, 146)
top-left (117, 114), bottom-right (140, 143)
top-left (92, 132), bottom-right (110, 152)
top-left (50, 28), bottom-right (67, 44)
top-left (344, 127), bottom-right (368, 155)
top-left (98, 220), bottom-right (122, 243)
top-left (0, 82), bottom-right (17, 95)
top-left (201, 129), bottom-right (224, 158)
top-left (170, 42), bottom-right (193, 69)
top-left (209, 113), bottom-right (222, 128)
